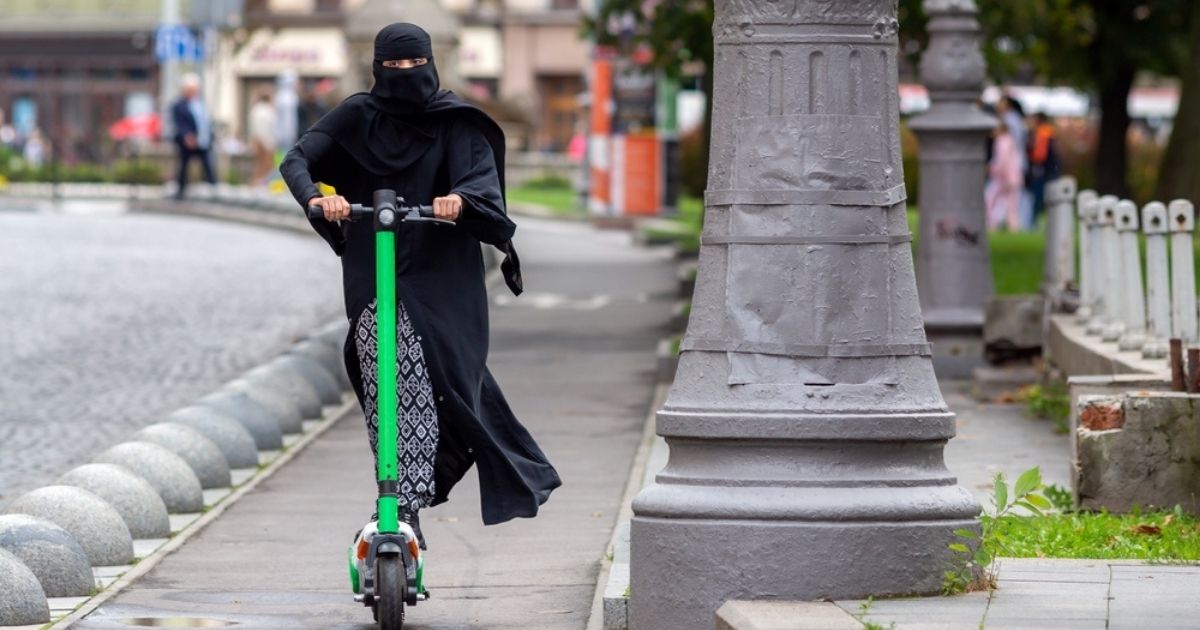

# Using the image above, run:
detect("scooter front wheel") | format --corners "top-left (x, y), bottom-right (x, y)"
top-left (375, 555), bottom-right (405, 629)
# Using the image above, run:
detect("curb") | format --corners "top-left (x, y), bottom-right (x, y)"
top-left (585, 381), bottom-right (670, 630)
top-left (48, 397), bottom-right (358, 629)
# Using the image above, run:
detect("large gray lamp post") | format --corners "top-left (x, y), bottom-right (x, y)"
top-left (909, 0), bottom-right (997, 378)
top-left (628, 1), bottom-right (980, 628)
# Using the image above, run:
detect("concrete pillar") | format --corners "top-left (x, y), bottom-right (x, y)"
top-left (1115, 200), bottom-right (1147, 351)
top-left (1042, 177), bottom-right (1077, 307)
top-left (1097, 196), bottom-right (1126, 341)
top-left (628, 1), bottom-right (979, 627)
top-left (1075, 191), bottom-right (1099, 324)
top-left (1170, 200), bottom-right (1197, 345)
top-left (1084, 196), bottom-right (1114, 334)
top-left (1142, 202), bottom-right (1171, 359)
top-left (909, 0), bottom-right (995, 378)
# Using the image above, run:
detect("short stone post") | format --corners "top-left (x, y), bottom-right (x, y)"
top-left (1115, 200), bottom-right (1146, 351)
top-left (1098, 196), bottom-right (1126, 342)
top-left (1085, 195), bottom-right (1116, 335)
top-left (1042, 177), bottom-right (1076, 307)
top-left (1142, 202), bottom-right (1171, 359)
top-left (1075, 189), bottom-right (1098, 323)
top-left (1170, 200), bottom-right (1197, 345)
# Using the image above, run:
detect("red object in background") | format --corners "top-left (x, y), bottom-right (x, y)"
top-left (589, 59), bottom-right (614, 214)
top-left (108, 114), bottom-right (162, 141)
top-left (616, 133), bottom-right (660, 216)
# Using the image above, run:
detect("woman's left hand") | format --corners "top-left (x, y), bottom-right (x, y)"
top-left (432, 193), bottom-right (463, 221)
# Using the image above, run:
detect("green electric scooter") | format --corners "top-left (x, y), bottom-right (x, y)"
top-left (308, 189), bottom-right (451, 629)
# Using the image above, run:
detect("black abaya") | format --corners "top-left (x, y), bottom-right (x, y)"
top-left (280, 93), bottom-right (560, 525)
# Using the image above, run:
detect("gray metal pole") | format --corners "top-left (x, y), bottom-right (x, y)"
top-left (628, 2), bottom-right (979, 627)
top-left (158, 0), bottom-right (182, 140)
top-left (909, 0), bottom-right (996, 378)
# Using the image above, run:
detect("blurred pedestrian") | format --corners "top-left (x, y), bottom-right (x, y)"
top-left (249, 91), bottom-right (278, 186)
top-left (986, 119), bottom-right (1023, 231)
top-left (0, 108), bottom-right (16, 148)
top-left (296, 79), bottom-right (331, 135)
top-left (1027, 112), bottom-right (1060, 225)
top-left (997, 95), bottom-right (1032, 229)
top-left (171, 73), bottom-right (216, 199)
top-left (23, 129), bottom-right (46, 168)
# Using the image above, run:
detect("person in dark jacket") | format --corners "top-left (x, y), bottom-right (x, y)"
top-left (171, 73), bottom-right (216, 199)
top-left (280, 23), bottom-right (559, 548)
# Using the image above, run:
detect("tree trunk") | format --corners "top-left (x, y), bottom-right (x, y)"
top-left (1156, 6), bottom-right (1200, 204)
top-left (1094, 67), bottom-right (1134, 197)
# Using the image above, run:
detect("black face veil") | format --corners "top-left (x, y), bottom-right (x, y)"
top-left (369, 23), bottom-right (440, 114)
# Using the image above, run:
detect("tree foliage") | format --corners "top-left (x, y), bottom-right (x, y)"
top-left (585, 0), bottom-right (1196, 196)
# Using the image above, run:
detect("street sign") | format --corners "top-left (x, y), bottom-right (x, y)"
top-left (155, 24), bottom-right (204, 63)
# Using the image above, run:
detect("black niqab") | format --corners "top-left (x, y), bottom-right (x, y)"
top-left (369, 23), bottom-right (440, 114)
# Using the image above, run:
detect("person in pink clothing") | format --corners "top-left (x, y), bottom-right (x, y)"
top-left (986, 119), bottom-right (1024, 231)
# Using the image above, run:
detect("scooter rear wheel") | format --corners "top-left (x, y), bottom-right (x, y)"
top-left (375, 556), bottom-right (405, 629)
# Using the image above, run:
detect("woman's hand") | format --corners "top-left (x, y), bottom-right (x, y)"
top-left (310, 194), bottom-right (350, 221)
top-left (432, 193), bottom-right (462, 221)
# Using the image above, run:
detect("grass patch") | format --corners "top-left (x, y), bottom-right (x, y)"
top-left (507, 183), bottom-right (582, 217)
top-left (994, 505), bottom-right (1200, 562)
top-left (1019, 380), bottom-right (1071, 434)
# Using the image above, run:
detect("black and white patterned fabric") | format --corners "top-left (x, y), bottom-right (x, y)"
top-left (355, 299), bottom-right (438, 511)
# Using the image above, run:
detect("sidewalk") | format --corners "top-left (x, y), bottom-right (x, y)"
top-left (72, 217), bottom-right (677, 629)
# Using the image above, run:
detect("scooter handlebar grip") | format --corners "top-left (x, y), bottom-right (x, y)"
top-left (306, 203), bottom-right (370, 219)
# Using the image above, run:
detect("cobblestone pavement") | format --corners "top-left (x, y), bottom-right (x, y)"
top-left (0, 206), bottom-right (342, 508)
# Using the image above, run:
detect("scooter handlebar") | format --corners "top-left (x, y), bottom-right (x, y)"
top-left (305, 204), bottom-right (437, 221)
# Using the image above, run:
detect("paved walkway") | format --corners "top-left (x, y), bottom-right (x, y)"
top-left (75, 217), bottom-right (677, 629)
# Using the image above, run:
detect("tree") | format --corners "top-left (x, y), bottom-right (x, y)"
top-left (1156, 7), bottom-right (1200, 204)
top-left (902, 0), bottom-right (1193, 198)
top-left (587, 0), bottom-right (1193, 197)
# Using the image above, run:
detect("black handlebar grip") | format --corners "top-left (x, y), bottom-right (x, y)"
top-left (416, 205), bottom-right (434, 218)
top-left (306, 203), bottom-right (369, 219)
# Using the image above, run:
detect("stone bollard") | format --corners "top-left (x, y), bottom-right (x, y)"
top-left (272, 354), bottom-right (343, 405)
top-left (165, 406), bottom-right (260, 469)
top-left (0, 547), bottom-right (51, 625)
top-left (1074, 189), bottom-right (1098, 323)
top-left (1043, 177), bottom-right (1077, 306)
top-left (1084, 196), bottom-right (1110, 334)
top-left (56, 464), bottom-right (171, 539)
top-left (0, 514), bottom-right (94, 597)
top-left (1097, 195), bottom-right (1126, 341)
top-left (224, 378), bottom-right (305, 434)
top-left (1169, 200), bottom-right (1197, 345)
top-left (94, 442), bottom-right (205, 513)
top-left (244, 362), bottom-right (324, 419)
top-left (1115, 200), bottom-right (1147, 351)
top-left (1142, 202), bottom-right (1171, 359)
top-left (198, 390), bottom-right (285, 450)
top-left (132, 423), bottom-right (232, 489)
top-left (3, 486), bottom-right (135, 566)
top-left (292, 337), bottom-right (351, 390)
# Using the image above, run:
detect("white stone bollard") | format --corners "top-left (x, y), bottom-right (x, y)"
top-left (1098, 196), bottom-right (1126, 342)
top-left (1043, 177), bottom-right (1077, 305)
top-left (1087, 196), bottom-right (1118, 336)
top-left (1142, 202), bottom-right (1171, 358)
top-left (1115, 200), bottom-right (1147, 351)
top-left (1075, 189), bottom-right (1099, 323)
top-left (1169, 200), bottom-right (1197, 345)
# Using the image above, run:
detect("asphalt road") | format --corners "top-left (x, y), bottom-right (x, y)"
top-left (0, 205), bottom-right (342, 509)
top-left (76, 216), bottom-right (677, 629)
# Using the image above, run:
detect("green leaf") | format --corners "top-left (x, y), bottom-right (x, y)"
top-left (974, 547), bottom-right (992, 567)
top-left (949, 543), bottom-right (971, 553)
top-left (1025, 494), bottom-right (1053, 510)
top-left (954, 528), bottom-right (979, 539)
top-left (1014, 467), bottom-right (1042, 498)
top-left (993, 473), bottom-right (1009, 510)
top-left (1016, 500), bottom-right (1045, 517)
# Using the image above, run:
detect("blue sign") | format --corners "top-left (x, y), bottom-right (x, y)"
top-left (155, 24), bottom-right (204, 63)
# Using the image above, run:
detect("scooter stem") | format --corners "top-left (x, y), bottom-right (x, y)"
top-left (375, 197), bottom-right (400, 536)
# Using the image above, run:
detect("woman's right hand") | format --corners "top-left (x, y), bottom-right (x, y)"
top-left (309, 194), bottom-right (350, 221)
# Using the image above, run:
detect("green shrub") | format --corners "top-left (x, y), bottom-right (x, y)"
top-left (521, 172), bottom-right (572, 190)
top-left (111, 159), bottom-right (164, 185)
